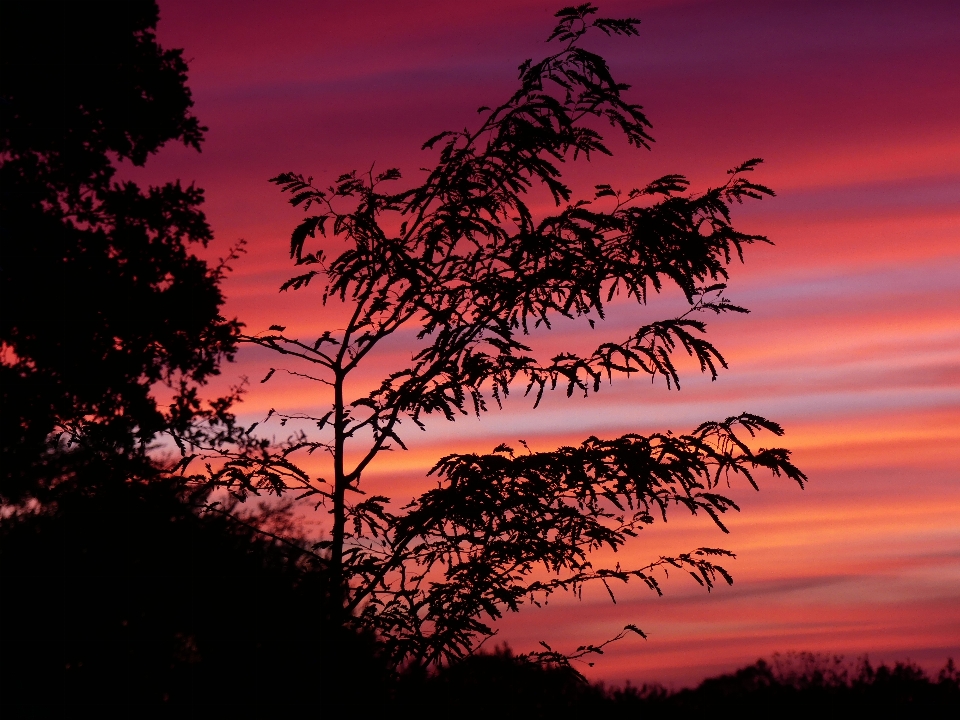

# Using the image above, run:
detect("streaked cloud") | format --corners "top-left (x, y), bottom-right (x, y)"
top-left (151, 0), bottom-right (960, 685)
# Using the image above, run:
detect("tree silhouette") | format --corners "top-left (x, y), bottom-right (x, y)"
top-left (0, 3), bottom-right (390, 711)
top-left (0, 0), bottom-right (241, 502)
top-left (210, 4), bottom-right (806, 669)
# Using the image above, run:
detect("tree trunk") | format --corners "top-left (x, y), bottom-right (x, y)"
top-left (331, 371), bottom-right (347, 620)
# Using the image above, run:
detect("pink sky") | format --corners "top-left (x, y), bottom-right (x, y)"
top-left (143, 0), bottom-right (959, 686)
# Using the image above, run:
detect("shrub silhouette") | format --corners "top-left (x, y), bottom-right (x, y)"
top-left (0, 475), bottom-right (390, 714)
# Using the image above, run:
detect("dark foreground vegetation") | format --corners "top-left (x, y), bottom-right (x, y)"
top-left (2, 481), bottom-right (957, 716)
top-left (0, 478), bottom-right (389, 715)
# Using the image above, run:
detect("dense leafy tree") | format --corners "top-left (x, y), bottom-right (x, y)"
top-left (213, 5), bottom-right (806, 668)
top-left (0, 3), bottom-right (369, 713)
top-left (0, 0), bottom-right (240, 501)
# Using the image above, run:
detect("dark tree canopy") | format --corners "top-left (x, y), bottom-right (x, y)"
top-left (0, 0), bottom-right (240, 501)
top-left (0, 3), bottom-right (374, 712)
top-left (208, 5), bottom-right (806, 669)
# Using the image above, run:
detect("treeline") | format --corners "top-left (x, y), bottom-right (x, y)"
top-left (409, 649), bottom-right (960, 717)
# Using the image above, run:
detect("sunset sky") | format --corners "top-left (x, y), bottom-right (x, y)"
top-left (140, 0), bottom-right (959, 686)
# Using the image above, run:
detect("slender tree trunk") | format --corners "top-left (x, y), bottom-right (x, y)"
top-left (331, 371), bottom-right (346, 619)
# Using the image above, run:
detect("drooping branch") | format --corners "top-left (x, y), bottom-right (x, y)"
top-left (330, 414), bottom-right (804, 665)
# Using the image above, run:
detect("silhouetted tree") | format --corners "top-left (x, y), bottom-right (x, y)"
top-left (0, 0), bottom-right (240, 502)
top-left (206, 4), bottom-right (806, 669)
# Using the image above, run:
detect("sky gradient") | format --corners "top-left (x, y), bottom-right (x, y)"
top-left (142, 0), bottom-right (960, 686)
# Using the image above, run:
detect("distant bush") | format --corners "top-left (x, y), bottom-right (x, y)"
top-left (647, 652), bottom-right (959, 717)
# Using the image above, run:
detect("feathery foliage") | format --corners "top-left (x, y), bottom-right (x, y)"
top-left (194, 4), bottom-right (806, 668)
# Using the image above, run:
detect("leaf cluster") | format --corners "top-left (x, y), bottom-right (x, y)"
top-left (337, 414), bottom-right (803, 664)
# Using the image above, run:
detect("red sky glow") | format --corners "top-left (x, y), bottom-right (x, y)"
top-left (143, 0), bottom-right (960, 686)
